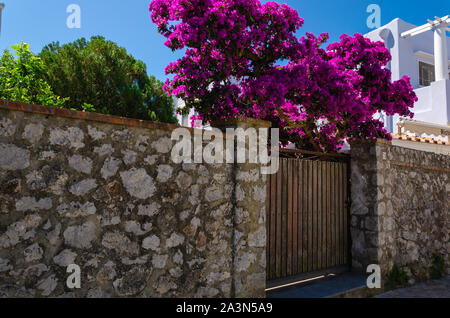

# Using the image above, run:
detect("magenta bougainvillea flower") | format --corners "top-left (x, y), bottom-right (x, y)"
top-left (149, 0), bottom-right (417, 152)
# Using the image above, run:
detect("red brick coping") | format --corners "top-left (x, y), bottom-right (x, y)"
top-left (0, 99), bottom-right (183, 132)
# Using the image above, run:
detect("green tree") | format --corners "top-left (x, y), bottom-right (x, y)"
top-left (0, 43), bottom-right (68, 107)
top-left (39, 36), bottom-right (177, 123)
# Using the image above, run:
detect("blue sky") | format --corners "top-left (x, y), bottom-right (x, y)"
top-left (0, 0), bottom-right (449, 82)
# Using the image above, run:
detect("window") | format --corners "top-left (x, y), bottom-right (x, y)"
top-left (419, 61), bottom-right (435, 87)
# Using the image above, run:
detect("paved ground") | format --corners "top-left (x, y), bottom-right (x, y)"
top-left (267, 274), bottom-right (450, 298)
top-left (376, 276), bottom-right (450, 298)
top-left (267, 272), bottom-right (367, 298)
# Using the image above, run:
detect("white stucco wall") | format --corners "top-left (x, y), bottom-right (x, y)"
top-left (175, 98), bottom-right (209, 129)
top-left (413, 79), bottom-right (450, 125)
top-left (365, 18), bottom-right (450, 132)
top-left (365, 18), bottom-right (450, 86)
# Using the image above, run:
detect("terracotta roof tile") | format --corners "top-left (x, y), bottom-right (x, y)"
top-left (392, 133), bottom-right (450, 146)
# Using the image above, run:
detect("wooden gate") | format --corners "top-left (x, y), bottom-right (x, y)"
top-left (265, 150), bottom-right (351, 283)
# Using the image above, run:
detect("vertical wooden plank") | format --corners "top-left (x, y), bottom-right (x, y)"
top-left (326, 161), bottom-right (331, 268)
top-left (292, 160), bottom-right (298, 275)
top-left (297, 160), bottom-right (303, 273)
top-left (321, 161), bottom-right (327, 269)
top-left (330, 162), bottom-right (336, 267)
top-left (340, 163), bottom-right (345, 266)
top-left (340, 163), bottom-right (345, 265)
top-left (316, 161), bottom-right (322, 270)
top-left (302, 160), bottom-right (308, 273)
top-left (266, 173), bottom-right (271, 280)
top-left (276, 160), bottom-right (282, 278)
top-left (304, 160), bottom-right (309, 272)
top-left (287, 160), bottom-right (293, 276)
top-left (343, 163), bottom-right (349, 265)
top-left (335, 162), bottom-right (341, 266)
top-left (266, 173), bottom-right (269, 280)
top-left (301, 160), bottom-right (306, 273)
top-left (312, 161), bottom-right (318, 271)
top-left (269, 169), bottom-right (276, 279)
top-left (307, 161), bottom-right (313, 272)
top-left (281, 159), bottom-right (288, 277)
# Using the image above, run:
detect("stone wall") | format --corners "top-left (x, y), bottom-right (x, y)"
top-left (351, 140), bottom-right (449, 283)
top-left (0, 100), bottom-right (267, 298)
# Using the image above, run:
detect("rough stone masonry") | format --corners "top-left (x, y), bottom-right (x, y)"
top-left (350, 140), bottom-right (449, 284)
top-left (0, 101), bottom-right (267, 298)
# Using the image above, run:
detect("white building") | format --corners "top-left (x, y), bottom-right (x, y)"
top-left (175, 98), bottom-right (208, 129)
top-left (365, 16), bottom-right (450, 142)
top-left (175, 98), bottom-right (191, 127)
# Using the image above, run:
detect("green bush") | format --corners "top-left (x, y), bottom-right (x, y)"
top-left (39, 36), bottom-right (177, 123)
top-left (0, 39), bottom-right (177, 124)
top-left (0, 43), bottom-right (68, 107)
top-left (430, 254), bottom-right (446, 280)
top-left (387, 265), bottom-right (410, 287)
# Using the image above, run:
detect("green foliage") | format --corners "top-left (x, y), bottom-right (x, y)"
top-left (430, 254), bottom-right (446, 280)
top-left (39, 36), bottom-right (177, 123)
top-left (0, 43), bottom-right (68, 107)
top-left (387, 265), bottom-right (410, 287)
top-left (70, 103), bottom-right (96, 113)
top-left (81, 102), bottom-right (96, 113)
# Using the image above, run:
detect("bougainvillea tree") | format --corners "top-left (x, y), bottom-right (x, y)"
top-left (149, 0), bottom-right (417, 152)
